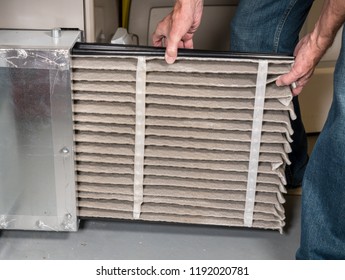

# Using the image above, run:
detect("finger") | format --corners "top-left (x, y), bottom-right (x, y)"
top-left (291, 84), bottom-right (303, 96)
top-left (277, 73), bottom-right (305, 96)
top-left (292, 76), bottom-right (312, 96)
top-left (152, 17), bottom-right (171, 47)
top-left (165, 47), bottom-right (177, 64)
top-left (276, 70), bottom-right (300, 87)
top-left (165, 29), bottom-right (187, 64)
top-left (178, 41), bottom-right (185, 49)
top-left (183, 37), bottom-right (194, 49)
top-left (153, 20), bottom-right (179, 64)
top-left (165, 15), bottom-right (196, 63)
top-left (152, 35), bottom-right (164, 47)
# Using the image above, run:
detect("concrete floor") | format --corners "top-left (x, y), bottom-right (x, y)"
top-left (0, 195), bottom-right (301, 260)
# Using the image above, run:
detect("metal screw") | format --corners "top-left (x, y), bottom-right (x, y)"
top-left (0, 216), bottom-right (6, 229)
top-left (36, 220), bottom-right (44, 229)
top-left (51, 28), bottom-right (62, 38)
top-left (0, 222), bottom-right (7, 229)
top-left (61, 213), bottom-right (74, 230)
top-left (60, 147), bottom-right (70, 155)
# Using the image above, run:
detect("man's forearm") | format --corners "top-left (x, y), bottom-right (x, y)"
top-left (312, 0), bottom-right (345, 52)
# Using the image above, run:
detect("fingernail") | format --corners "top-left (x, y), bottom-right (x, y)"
top-left (165, 54), bottom-right (175, 64)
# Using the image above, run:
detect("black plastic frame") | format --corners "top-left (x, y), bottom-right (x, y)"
top-left (72, 43), bottom-right (294, 61)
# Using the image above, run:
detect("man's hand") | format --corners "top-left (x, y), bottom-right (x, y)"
top-left (152, 0), bottom-right (203, 64)
top-left (276, 0), bottom-right (345, 95)
top-left (276, 33), bottom-right (328, 96)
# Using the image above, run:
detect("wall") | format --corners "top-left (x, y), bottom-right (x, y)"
top-left (0, 0), bottom-right (84, 31)
top-left (94, 0), bottom-right (120, 42)
top-left (0, 0), bottom-right (120, 43)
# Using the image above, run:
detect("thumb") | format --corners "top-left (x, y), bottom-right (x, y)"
top-left (276, 69), bottom-right (299, 87)
top-left (165, 45), bottom-right (178, 64)
top-left (165, 32), bottom-right (183, 64)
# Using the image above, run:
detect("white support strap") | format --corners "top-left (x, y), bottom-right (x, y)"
top-left (133, 56), bottom-right (146, 219)
top-left (244, 60), bottom-right (268, 227)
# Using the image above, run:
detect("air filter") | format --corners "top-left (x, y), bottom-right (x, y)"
top-left (71, 44), bottom-right (294, 233)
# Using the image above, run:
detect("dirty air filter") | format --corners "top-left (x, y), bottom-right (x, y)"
top-left (71, 44), bottom-right (295, 233)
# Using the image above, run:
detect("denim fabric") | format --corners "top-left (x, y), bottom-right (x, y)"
top-left (230, 0), bottom-right (313, 187)
top-left (296, 26), bottom-right (345, 259)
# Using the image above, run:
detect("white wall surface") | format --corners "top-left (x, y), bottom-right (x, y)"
top-left (0, 0), bottom-right (85, 31)
top-left (0, 0), bottom-right (120, 42)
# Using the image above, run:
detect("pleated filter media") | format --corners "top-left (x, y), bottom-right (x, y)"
top-left (71, 48), bottom-right (295, 232)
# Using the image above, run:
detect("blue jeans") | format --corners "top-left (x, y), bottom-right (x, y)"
top-left (296, 26), bottom-right (345, 259)
top-left (230, 0), bottom-right (313, 187)
top-left (231, 0), bottom-right (345, 259)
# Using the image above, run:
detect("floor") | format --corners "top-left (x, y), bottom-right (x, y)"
top-left (0, 135), bottom-right (318, 260)
top-left (0, 195), bottom-right (300, 260)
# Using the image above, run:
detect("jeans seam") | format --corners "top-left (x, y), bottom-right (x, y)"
top-left (273, 0), bottom-right (298, 52)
